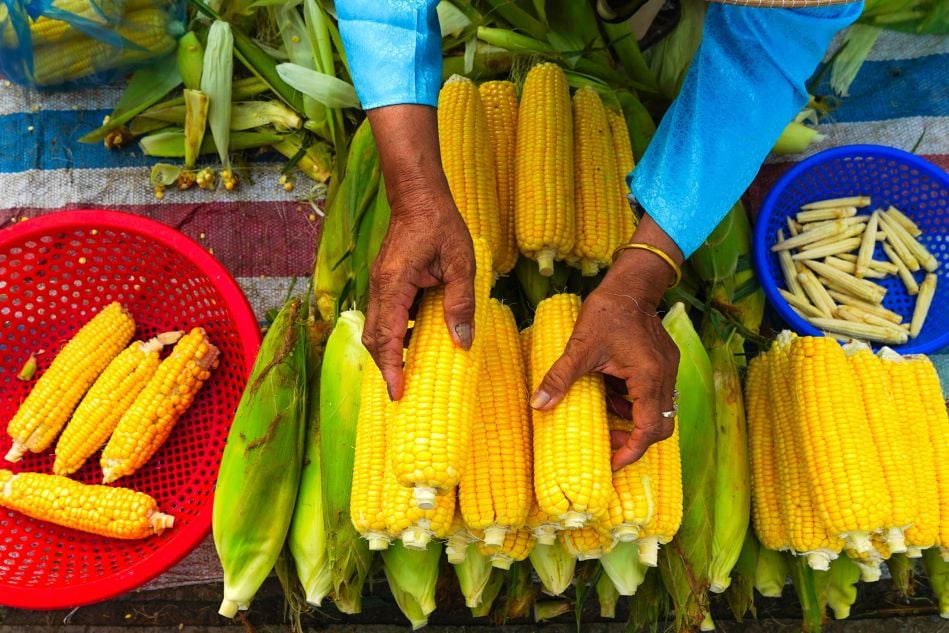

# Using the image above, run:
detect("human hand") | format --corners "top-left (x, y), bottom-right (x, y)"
top-left (530, 219), bottom-right (683, 471)
top-left (362, 104), bottom-right (476, 401)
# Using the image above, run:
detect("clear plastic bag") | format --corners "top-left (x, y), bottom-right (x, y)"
top-left (0, 0), bottom-right (185, 89)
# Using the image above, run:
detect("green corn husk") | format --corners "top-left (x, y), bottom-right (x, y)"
top-left (691, 203), bottom-right (742, 285)
top-left (138, 129), bottom-right (285, 158)
top-left (723, 527), bottom-right (758, 621)
top-left (313, 120), bottom-right (380, 322)
top-left (771, 120), bottom-right (825, 156)
top-left (596, 568), bottom-right (620, 619)
top-left (476, 25), bottom-right (554, 53)
top-left (515, 254), bottom-right (552, 309)
top-left (441, 43), bottom-right (515, 80)
top-left (789, 553), bottom-right (824, 633)
top-left (923, 547), bottom-right (949, 619)
top-left (454, 542), bottom-right (494, 608)
top-left (658, 302), bottom-right (717, 631)
top-left (176, 30), bottom-right (204, 90)
top-left (529, 540), bottom-right (577, 597)
top-left (286, 319), bottom-right (333, 607)
top-left (182, 88), bottom-right (208, 169)
top-left (381, 541), bottom-right (442, 628)
top-left (600, 541), bottom-right (647, 596)
top-left (501, 561), bottom-right (538, 620)
top-left (470, 567), bottom-right (506, 618)
top-left (755, 546), bottom-right (790, 598)
top-left (213, 296), bottom-right (307, 618)
top-left (272, 132), bottom-right (333, 183)
top-left (534, 600), bottom-right (571, 623)
top-left (319, 310), bottom-right (372, 613)
top-left (625, 567), bottom-right (668, 633)
top-left (830, 24), bottom-right (883, 97)
top-left (351, 177), bottom-right (391, 314)
top-left (718, 202), bottom-right (765, 336)
top-left (817, 555), bottom-right (861, 620)
top-left (887, 553), bottom-right (916, 599)
top-left (201, 19), bottom-right (234, 171)
top-left (707, 334), bottom-right (751, 594)
top-left (647, 0), bottom-right (706, 101)
top-left (599, 20), bottom-right (659, 93)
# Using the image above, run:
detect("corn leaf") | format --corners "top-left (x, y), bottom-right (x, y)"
top-left (438, 0), bottom-right (471, 37)
top-left (830, 24), bottom-right (883, 97)
top-left (754, 546), bottom-right (790, 598)
top-left (201, 19), bottom-right (234, 169)
top-left (454, 544), bottom-right (494, 608)
top-left (528, 541), bottom-right (576, 597)
top-left (381, 542), bottom-right (442, 622)
top-left (276, 63), bottom-right (360, 109)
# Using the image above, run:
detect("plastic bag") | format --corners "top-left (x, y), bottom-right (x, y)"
top-left (0, 0), bottom-right (185, 89)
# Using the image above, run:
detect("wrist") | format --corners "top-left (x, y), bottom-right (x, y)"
top-left (607, 248), bottom-right (675, 307)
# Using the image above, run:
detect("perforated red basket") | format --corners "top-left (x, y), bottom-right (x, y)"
top-left (0, 210), bottom-right (261, 610)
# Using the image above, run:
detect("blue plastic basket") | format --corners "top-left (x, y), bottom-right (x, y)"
top-left (753, 144), bottom-right (949, 355)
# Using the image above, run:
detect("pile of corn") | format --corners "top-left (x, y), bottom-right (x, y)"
top-left (747, 331), bottom-right (949, 579)
top-left (0, 300), bottom-right (218, 539)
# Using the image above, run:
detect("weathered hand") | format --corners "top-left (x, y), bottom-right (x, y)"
top-left (530, 218), bottom-right (684, 471)
top-left (362, 104), bottom-right (475, 401)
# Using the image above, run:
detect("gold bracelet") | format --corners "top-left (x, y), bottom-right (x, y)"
top-left (611, 242), bottom-right (682, 289)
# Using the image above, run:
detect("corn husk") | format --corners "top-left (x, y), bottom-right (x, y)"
top-left (887, 553), bottom-right (916, 599)
top-left (454, 543), bottom-right (494, 608)
top-left (923, 547), bottom-right (949, 618)
top-left (754, 546), bottom-right (789, 598)
top-left (658, 302), bottom-right (716, 630)
top-left (596, 568), bottom-right (620, 618)
top-left (600, 540), bottom-right (646, 596)
top-left (816, 555), bottom-right (861, 620)
top-left (212, 296), bottom-right (307, 618)
top-left (200, 20), bottom-right (234, 170)
top-left (381, 541), bottom-right (442, 628)
top-left (529, 540), bottom-right (576, 596)
top-left (723, 527), bottom-right (759, 621)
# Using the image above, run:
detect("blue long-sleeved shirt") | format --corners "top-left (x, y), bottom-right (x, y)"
top-left (337, 1), bottom-right (862, 257)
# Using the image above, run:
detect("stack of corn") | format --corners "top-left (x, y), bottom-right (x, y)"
top-left (747, 332), bottom-right (949, 578)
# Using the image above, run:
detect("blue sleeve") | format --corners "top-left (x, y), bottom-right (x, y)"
top-left (336, 0), bottom-right (443, 110)
top-left (629, 2), bottom-right (863, 258)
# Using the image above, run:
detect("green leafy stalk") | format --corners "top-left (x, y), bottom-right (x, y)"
top-left (789, 553), bottom-right (824, 633)
top-left (212, 296), bottom-right (307, 618)
top-left (319, 310), bottom-right (372, 613)
top-left (659, 302), bottom-right (717, 631)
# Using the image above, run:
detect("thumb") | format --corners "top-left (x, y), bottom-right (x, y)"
top-left (530, 339), bottom-right (594, 410)
top-left (441, 257), bottom-right (476, 350)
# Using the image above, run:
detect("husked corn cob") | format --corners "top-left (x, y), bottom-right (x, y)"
top-left (570, 86), bottom-right (622, 276)
top-left (745, 352), bottom-right (789, 551)
top-left (559, 523), bottom-right (614, 560)
top-left (388, 238), bottom-right (493, 506)
top-left (438, 75), bottom-right (502, 269)
top-left (880, 349), bottom-right (940, 555)
top-left (514, 63), bottom-right (575, 276)
top-left (530, 293), bottom-right (612, 528)
top-left (53, 332), bottom-right (181, 476)
top-left (31, 7), bottom-right (177, 86)
top-left (769, 333), bottom-right (843, 570)
top-left (0, 468), bottom-right (173, 539)
top-left (350, 363), bottom-right (392, 551)
top-left (844, 342), bottom-right (915, 553)
top-left (787, 335), bottom-right (888, 552)
top-left (904, 355), bottom-right (949, 556)
top-left (605, 107), bottom-right (637, 243)
top-left (101, 327), bottom-right (219, 483)
top-left (479, 80), bottom-right (519, 275)
top-left (608, 413), bottom-right (656, 542)
top-left (5, 301), bottom-right (135, 463)
top-left (27, 0), bottom-right (154, 44)
top-left (636, 419), bottom-right (683, 568)
top-left (382, 466), bottom-right (456, 550)
top-left (477, 526), bottom-right (535, 569)
top-left (459, 300), bottom-right (532, 546)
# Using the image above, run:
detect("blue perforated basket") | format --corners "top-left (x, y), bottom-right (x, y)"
top-left (753, 144), bottom-right (949, 355)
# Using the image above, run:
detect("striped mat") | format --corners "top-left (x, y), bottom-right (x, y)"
top-left (0, 28), bottom-right (946, 592)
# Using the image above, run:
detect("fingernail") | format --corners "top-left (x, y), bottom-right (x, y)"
top-left (455, 323), bottom-right (472, 350)
top-left (530, 390), bottom-right (551, 409)
top-left (386, 382), bottom-right (395, 402)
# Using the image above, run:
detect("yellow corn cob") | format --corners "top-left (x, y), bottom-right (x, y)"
top-left (382, 464), bottom-right (456, 550)
top-left (5, 301), bottom-right (135, 463)
top-left (479, 80), bottom-right (519, 275)
top-left (459, 300), bottom-right (532, 546)
top-left (609, 413), bottom-right (656, 543)
top-left (0, 468), bottom-right (173, 539)
top-left (31, 7), bottom-right (176, 86)
top-left (100, 327), bottom-right (219, 484)
top-left (388, 238), bottom-right (493, 506)
top-left (52, 333), bottom-right (180, 476)
top-left (530, 293), bottom-right (612, 528)
top-left (478, 526), bottom-right (535, 569)
top-left (27, 0), bottom-right (154, 44)
top-left (844, 342), bottom-right (916, 553)
top-left (744, 352), bottom-right (789, 552)
top-left (350, 362), bottom-right (392, 551)
top-left (636, 419), bottom-right (683, 567)
top-left (519, 326), bottom-right (532, 379)
top-left (570, 86), bottom-right (622, 276)
top-left (904, 355), bottom-right (949, 557)
top-left (438, 75), bottom-right (502, 269)
top-left (769, 333), bottom-right (844, 570)
top-left (514, 63), bottom-right (575, 276)
top-left (788, 335), bottom-right (889, 553)
top-left (559, 523), bottom-right (614, 560)
top-left (605, 107), bottom-right (637, 244)
top-left (879, 349), bottom-right (940, 556)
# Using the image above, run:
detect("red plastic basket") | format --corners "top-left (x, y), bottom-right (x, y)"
top-left (0, 210), bottom-right (261, 610)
